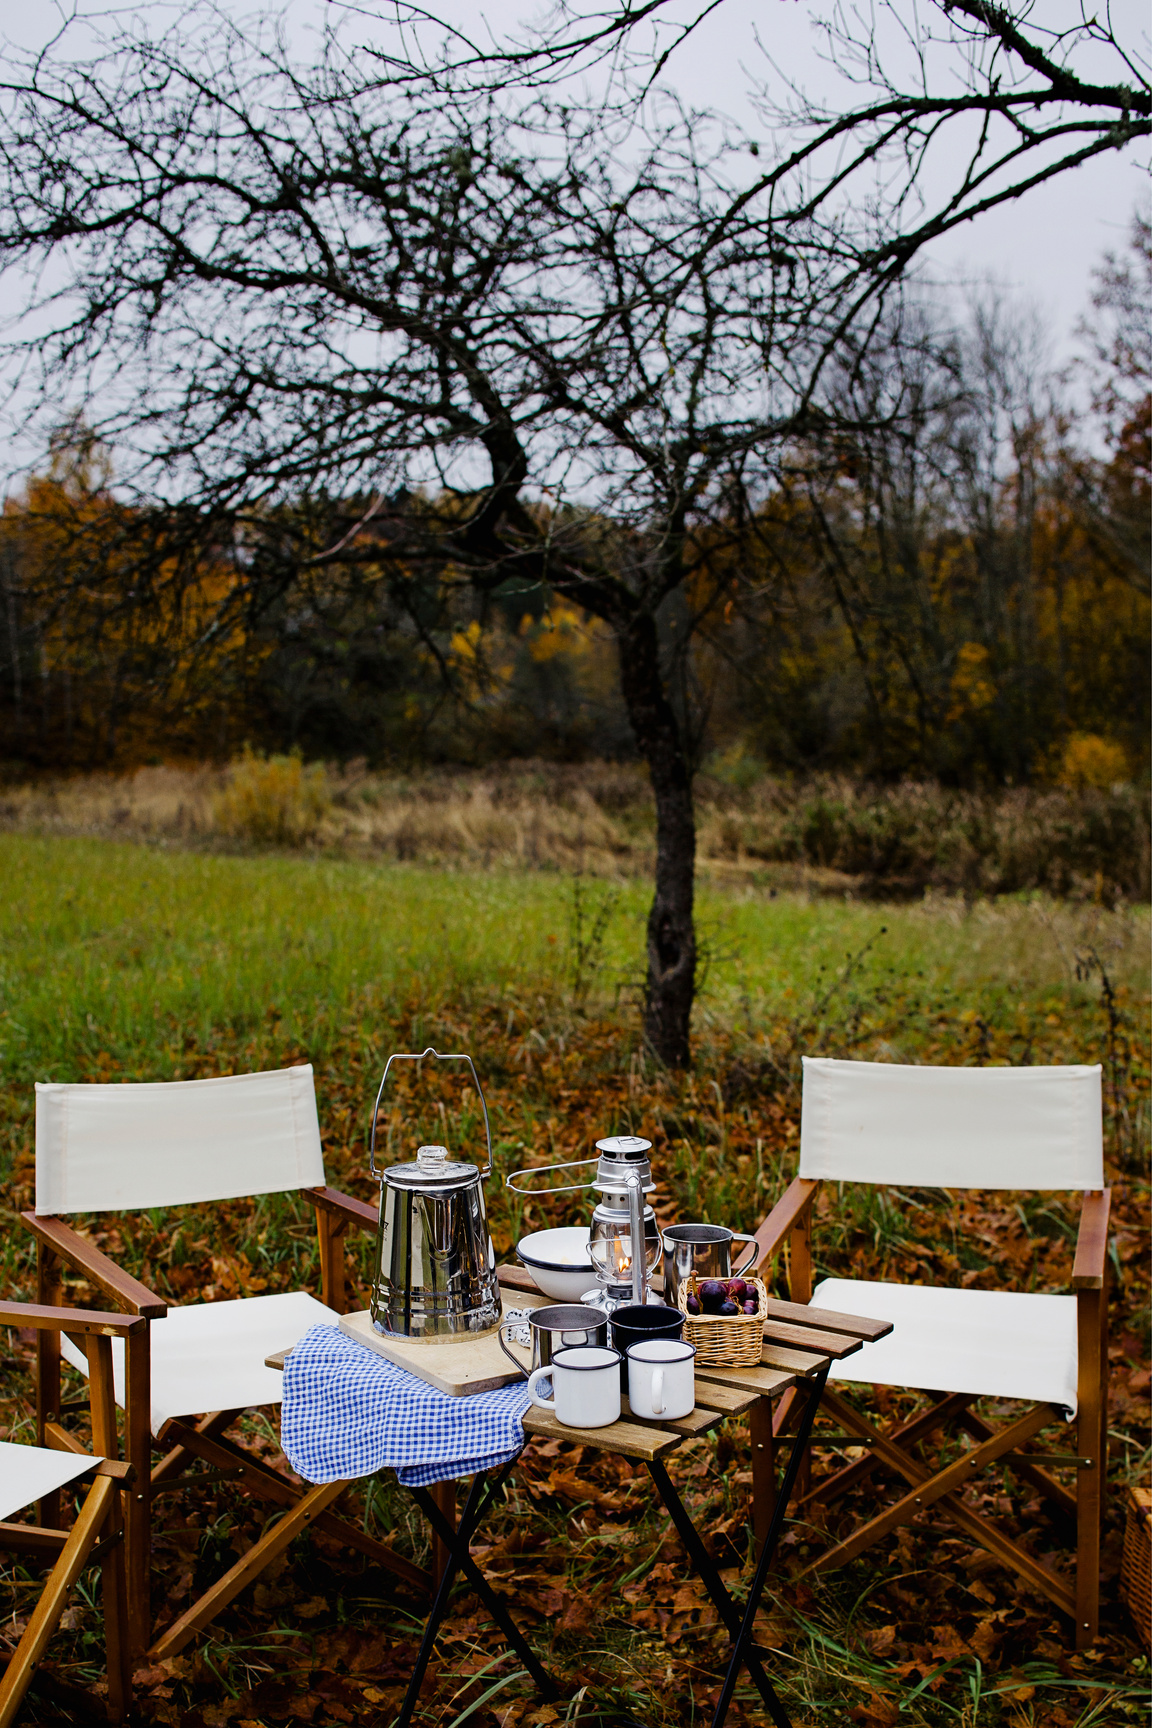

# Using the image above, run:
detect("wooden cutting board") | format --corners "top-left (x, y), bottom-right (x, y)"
top-left (339, 1292), bottom-right (550, 1397)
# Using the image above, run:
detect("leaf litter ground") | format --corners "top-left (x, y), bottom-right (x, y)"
top-left (0, 846), bottom-right (1147, 1728)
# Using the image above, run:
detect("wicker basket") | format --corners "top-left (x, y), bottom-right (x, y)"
top-left (1120, 1484), bottom-right (1151, 1650)
top-left (676, 1276), bottom-right (768, 1368)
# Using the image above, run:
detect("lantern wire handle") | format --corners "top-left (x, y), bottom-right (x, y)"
top-left (504, 1156), bottom-right (599, 1196)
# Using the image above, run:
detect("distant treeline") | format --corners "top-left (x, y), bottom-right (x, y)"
top-left (1, 262), bottom-right (1148, 790)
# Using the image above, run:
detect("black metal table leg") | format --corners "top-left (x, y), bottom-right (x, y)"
top-left (647, 1457), bottom-right (791, 1727)
top-left (396, 1459), bottom-right (558, 1727)
top-left (709, 1364), bottom-right (830, 1728)
top-left (414, 1466), bottom-right (559, 1701)
top-left (393, 1470), bottom-right (490, 1728)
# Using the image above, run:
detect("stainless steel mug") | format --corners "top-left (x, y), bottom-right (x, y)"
top-left (499, 1303), bottom-right (608, 1379)
top-left (661, 1223), bottom-right (759, 1308)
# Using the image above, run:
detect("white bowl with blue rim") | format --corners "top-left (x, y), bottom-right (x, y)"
top-left (515, 1227), bottom-right (596, 1301)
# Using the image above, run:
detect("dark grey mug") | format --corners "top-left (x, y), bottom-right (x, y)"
top-left (661, 1223), bottom-right (759, 1308)
top-left (499, 1303), bottom-right (608, 1380)
top-left (608, 1302), bottom-right (683, 1389)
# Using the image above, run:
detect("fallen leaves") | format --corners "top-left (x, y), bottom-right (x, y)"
top-left (0, 979), bottom-right (1147, 1726)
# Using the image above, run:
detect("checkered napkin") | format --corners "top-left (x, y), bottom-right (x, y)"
top-left (280, 1323), bottom-right (532, 1489)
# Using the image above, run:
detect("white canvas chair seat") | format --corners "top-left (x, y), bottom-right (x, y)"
top-left (60, 1292), bottom-right (337, 1435)
top-left (0, 1441), bottom-right (99, 1523)
top-left (811, 1278), bottom-right (1079, 1414)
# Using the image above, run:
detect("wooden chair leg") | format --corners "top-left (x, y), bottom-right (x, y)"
top-left (101, 1506), bottom-right (131, 1722)
top-left (749, 1396), bottom-right (776, 1557)
top-left (801, 1392), bottom-right (973, 1510)
top-left (157, 1421), bottom-right (429, 1593)
top-left (786, 1222), bottom-right (813, 1496)
top-left (0, 1475), bottom-right (115, 1728)
top-left (1075, 1285), bottom-right (1107, 1648)
top-left (35, 1245), bottom-right (62, 1531)
top-left (958, 1407), bottom-right (1076, 1520)
top-left (124, 1327), bottom-right (153, 1662)
top-left (85, 1332), bottom-right (131, 1718)
top-left (148, 1480), bottom-right (347, 1660)
top-left (808, 1389), bottom-right (1077, 1621)
top-left (808, 1400), bottom-right (1053, 1573)
top-left (152, 1410), bottom-right (241, 1487)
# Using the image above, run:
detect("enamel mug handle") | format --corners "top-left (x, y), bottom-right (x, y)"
top-left (527, 1366), bottom-right (556, 1411)
top-left (651, 1366), bottom-right (665, 1416)
top-left (732, 1233), bottom-right (760, 1277)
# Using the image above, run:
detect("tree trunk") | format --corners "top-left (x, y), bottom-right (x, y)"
top-left (616, 611), bottom-right (696, 1068)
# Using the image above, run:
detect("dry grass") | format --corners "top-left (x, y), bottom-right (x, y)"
top-left (0, 760), bottom-right (1146, 902)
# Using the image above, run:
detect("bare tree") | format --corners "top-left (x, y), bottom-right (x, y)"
top-left (0, 2), bottom-right (1146, 1062)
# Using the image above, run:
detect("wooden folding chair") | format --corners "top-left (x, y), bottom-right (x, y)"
top-left (752, 1057), bottom-right (1109, 1648)
top-left (0, 1300), bottom-right (136, 1725)
top-left (24, 1064), bottom-right (429, 1664)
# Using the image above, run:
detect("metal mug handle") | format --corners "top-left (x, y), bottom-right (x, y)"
top-left (731, 1233), bottom-right (760, 1276)
top-left (499, 1322), bottom-right (531, 1382)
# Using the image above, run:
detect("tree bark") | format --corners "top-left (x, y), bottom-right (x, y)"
top-left (616, 610), bottom-right (696, 1068)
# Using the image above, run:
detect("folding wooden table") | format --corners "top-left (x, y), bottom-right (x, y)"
top-left (266, 1278), bottom-right (888, 1728)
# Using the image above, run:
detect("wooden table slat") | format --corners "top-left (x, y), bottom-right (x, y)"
top-left (763, 1321), bottom-right (864, 1360)
top-left (522, 1406), bottom-right (680, 1460)
top-left (496, 1265), bottom-right (547, 1295)
top-left (761, 1343), bottom-right (831, 1376)
top-left (763, 1298), bottom-right (892, 1343)
top-left (618, 1394), bottom-right (720, 1437)
top-left (696, 1362), bottom-right (798, 1398)
top-left (688, 1379), bottom-right (760, 1417)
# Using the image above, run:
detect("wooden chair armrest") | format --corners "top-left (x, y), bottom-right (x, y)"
top-left (91, 1459), bottom-right (136, 1485)
top-left (1072, 1190), bottom-right (1111, 1290)
top-left (0, 1300), bottom-right (145, 1337)
top-left (22, 1212), bottom-right (168, 1319)
top-left (753, 1177), bottom-right (819, 1264)
top-left (305, 1185), bottom-right (378, 1231)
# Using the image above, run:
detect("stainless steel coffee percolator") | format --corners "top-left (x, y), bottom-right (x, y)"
top-left (368, 1048), bottom-right (500, 1341)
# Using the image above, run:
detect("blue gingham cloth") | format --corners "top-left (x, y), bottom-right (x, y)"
top-left (280, 1324), bottom-right (531, 1488)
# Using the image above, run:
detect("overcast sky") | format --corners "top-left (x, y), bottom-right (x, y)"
top-left (6, 0), bottom-right (1149, 370)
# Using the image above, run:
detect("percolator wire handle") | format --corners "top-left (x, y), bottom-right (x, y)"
top-left (369, 1048), bottom-right (493, 1180)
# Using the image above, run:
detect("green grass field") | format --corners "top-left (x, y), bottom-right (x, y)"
top-left (1, 832), bottom-right (1144, 1087)
top-left (0, 833), bottom-right (1148, 1727)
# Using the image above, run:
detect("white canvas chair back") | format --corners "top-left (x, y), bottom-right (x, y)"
top-left (35, 1066), bottom-right (325, 1214)
top-left (799, 1057), bottom-right (1103, 1190)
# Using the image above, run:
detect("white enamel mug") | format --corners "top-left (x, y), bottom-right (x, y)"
top-left (526, 1344), bottom-right (622, 1429)
top-left (627, 1338), bottom-right (696, 1421)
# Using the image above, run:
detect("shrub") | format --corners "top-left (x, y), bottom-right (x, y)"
top-left (1058, 733), bottom-right (1129, 790)
top-left (213, 748), bottom-right (331, 846)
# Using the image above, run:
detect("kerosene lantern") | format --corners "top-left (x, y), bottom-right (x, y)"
top-left (586, 1135), bottom-right (660, 1311)
top-left (506, 1134), bottom-right (661, 1315)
